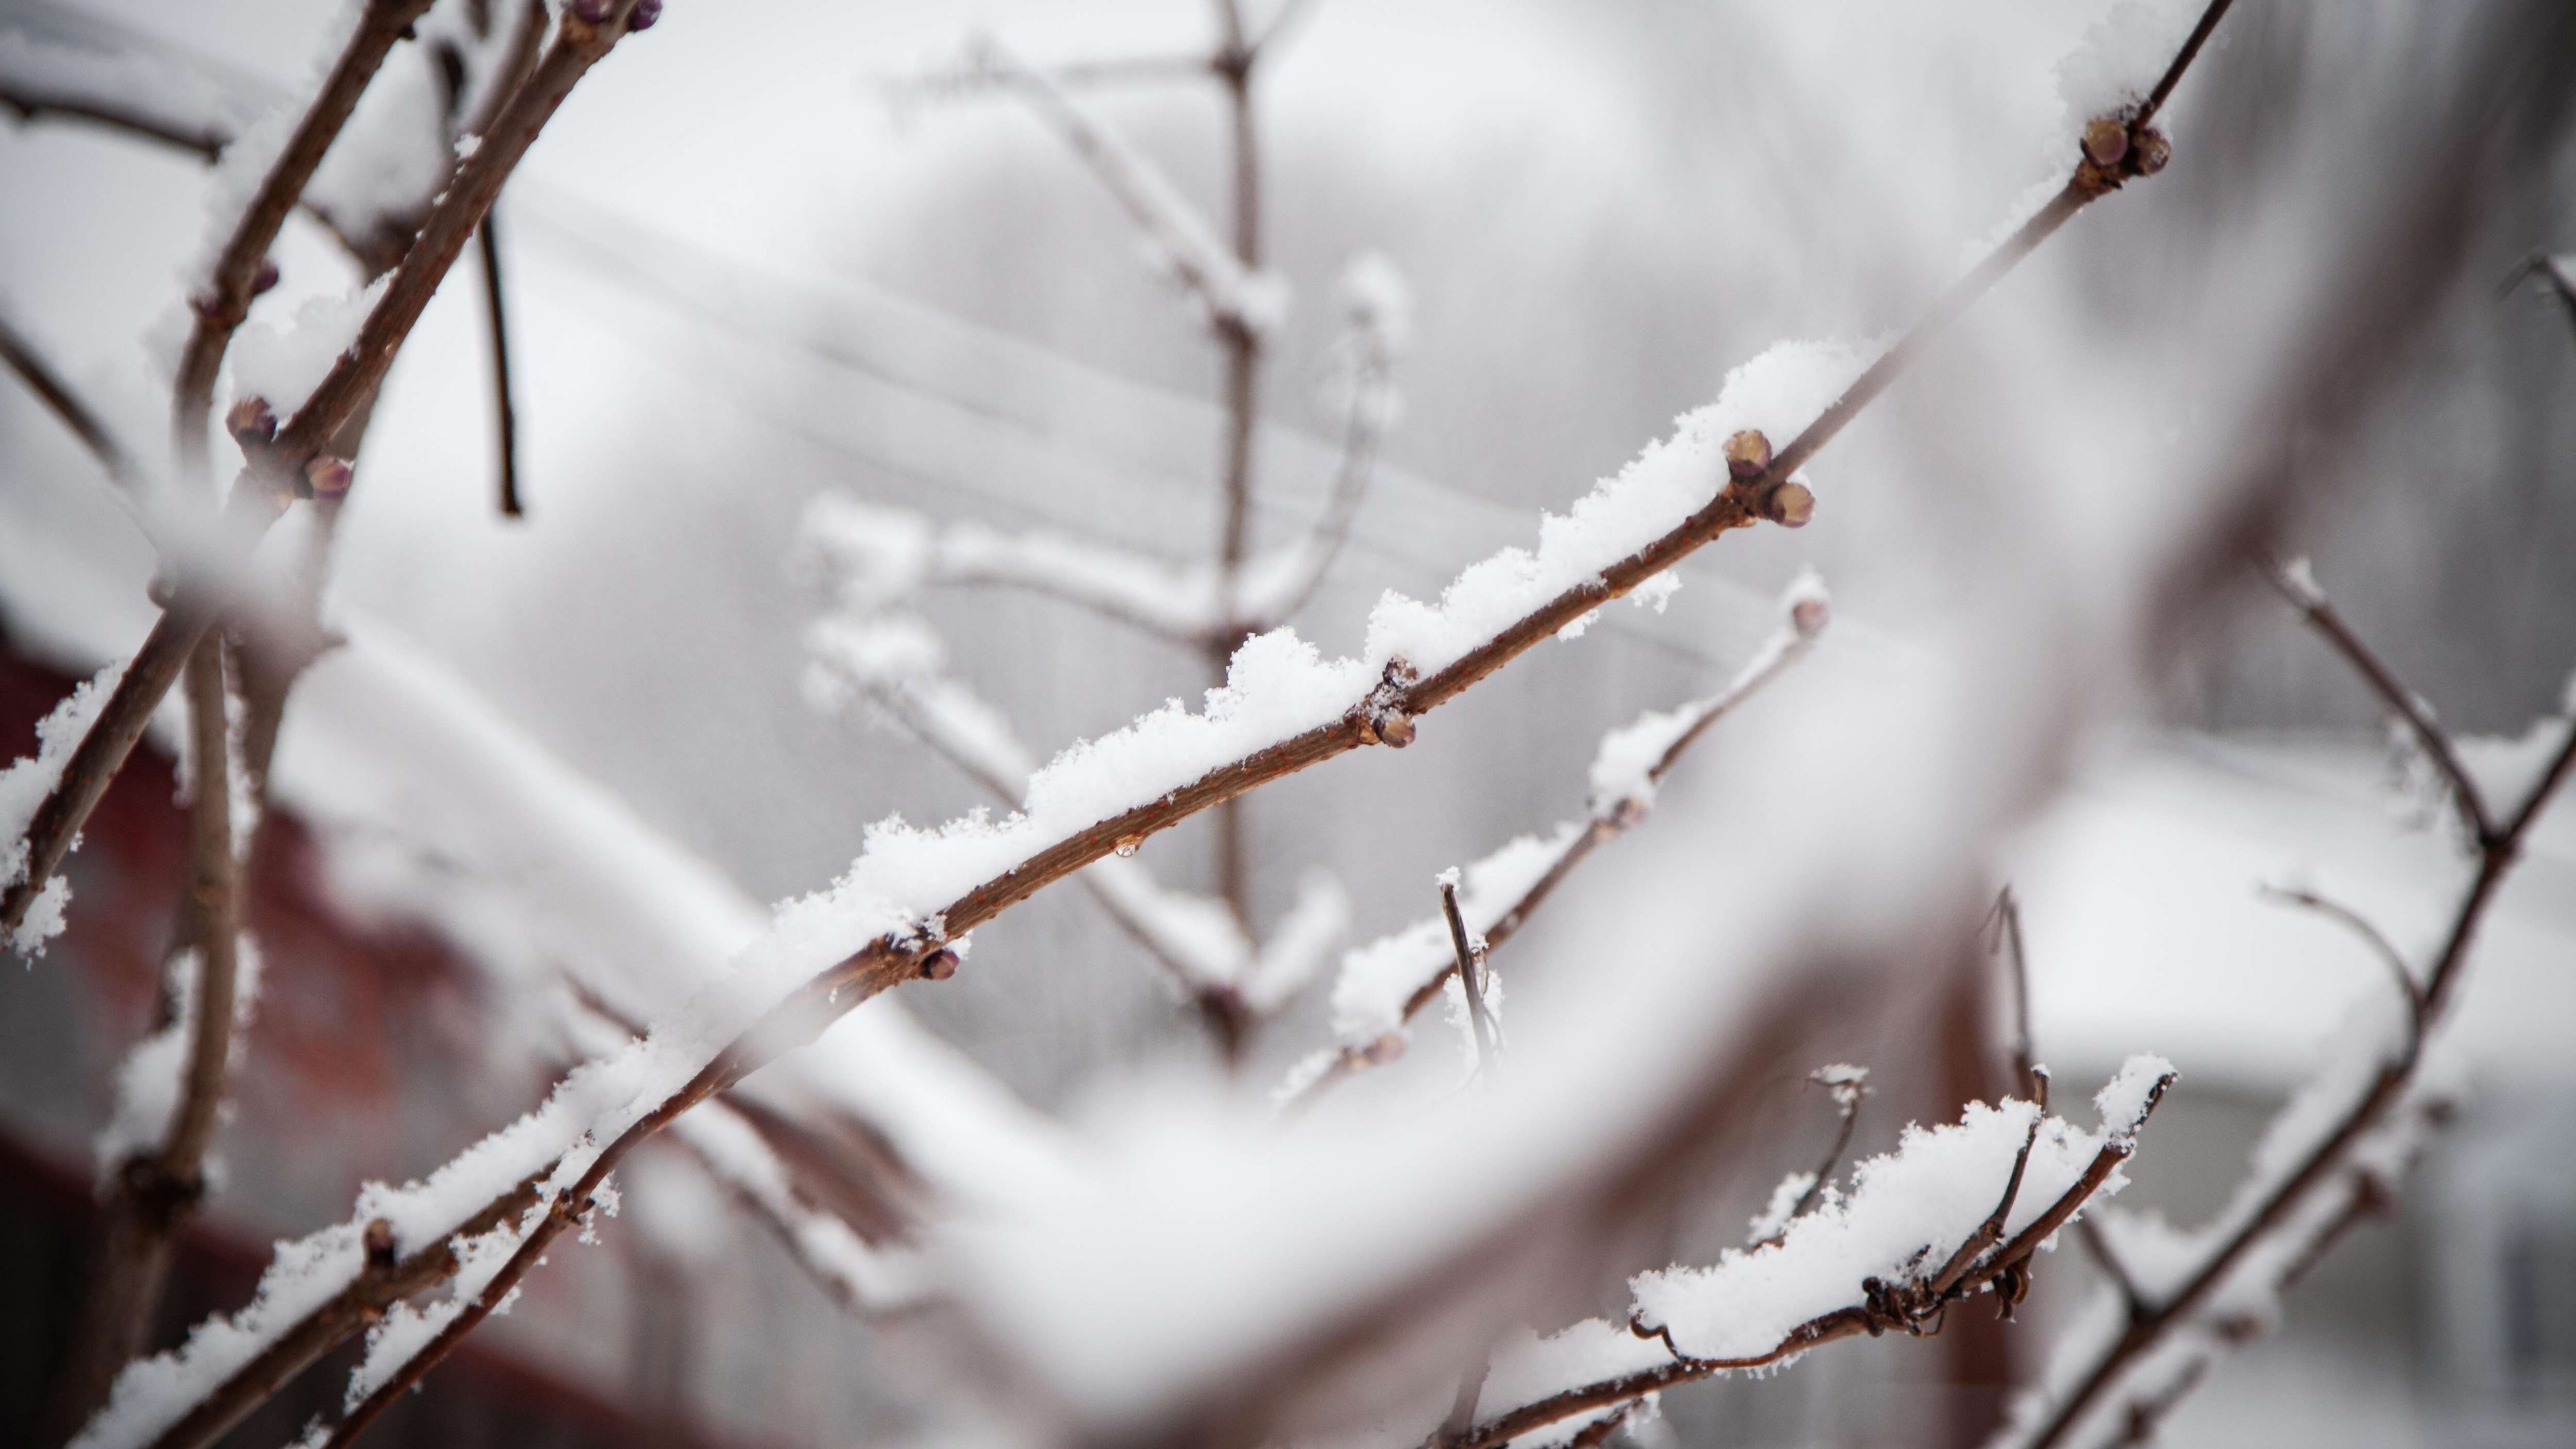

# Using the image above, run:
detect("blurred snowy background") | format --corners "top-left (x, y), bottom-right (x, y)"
top-left (3, 2), bottom-right (2572, 1447)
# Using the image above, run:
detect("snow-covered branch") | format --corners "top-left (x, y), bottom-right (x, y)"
top-left (802, 609), bottom-right (1348, 1027)
top-left (1443, 1060), bottom-right (2175, 1449)
top-left (955, 35), bottom-right (1290, 338)
top-left (1281, 572), bottom-right (1828, 1106)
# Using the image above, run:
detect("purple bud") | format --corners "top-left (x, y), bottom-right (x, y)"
top-left (920, 947), bottom-right (960, 981)
top-left (251, 259), bottom-right (281, 296)
top-left (305, 456), bottom-right (353, 501)
top-left (2081, 117), bottom-right (2129, 169)
top-left (629, 0), bottom-right (662, 29)
top-left (2132, 129), bottom-right (2171, 176)
top-left (1725, 429), bottom-right (1773, 482)
top-left (1766, 481), bottom-right (1816, 529)
top-left (226, 396), bottom-right (277, 445)
top-left (1790, 593), bottom-right (1831, 640)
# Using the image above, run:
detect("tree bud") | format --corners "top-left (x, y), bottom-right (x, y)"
top-left (226, 397), bottom-right (277, 446)
top-left (251, 259), bottom-right (281, 296)
top-left (1766, 481), bottom-right (1816, 528)
top-left (363, 1217), bottom-right (397, 1268)
top-left (1790, 594), bottom-right (1830, 640)
top-left (920, 947), bottom-right (960, 981)
top-left (1375, 708), bottom-right (1415, 748)
top-left (2081, 117), bottom-right (2129, 168)
top-left (1724, 429), bottom-right (1773, 481)
top-left (630, 0), bottom-right (663, 28)
top-left (304, 456), bottom-right (353, 501)
top-left (2132, 128), bottom-right (2171, 175)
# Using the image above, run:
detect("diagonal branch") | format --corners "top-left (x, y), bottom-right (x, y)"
top-left (2264, 557), bottom-right (2493, 844)
top-left (0, 310), bottom-right (143, 493)
top-left (2256, 883), bottom-right (2423, 1022)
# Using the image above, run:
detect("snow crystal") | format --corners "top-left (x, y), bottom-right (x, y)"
top-left (1744, 1171), bottom-right (1816, 1246)
top-left (95, 950), bottom-right (202, 1175)
top-left (5, 658), bottom-right (127, 957)
top-left (343, 1299), bottom-right (462, 1409)
top-left (2091, 1052), bottom-right (2175, 1138)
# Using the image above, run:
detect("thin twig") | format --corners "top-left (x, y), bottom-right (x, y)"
top-left (2263, 558), bottom-right (2493, 845)
top-left (1439, 879), bottom-right (1499, 1070)
top-left (0, 312), bottom-right (138, 489)
top-left (2134, 0), bottom-right (2237, 129)
top-left (1781, 1068), bottom-right (1869, 1229)
top-left (2256, 884), bottom-right (2423, 1019)
top-left (479, 214), bottom-right (523, 517)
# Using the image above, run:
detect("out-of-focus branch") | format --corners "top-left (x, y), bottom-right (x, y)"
top-left (2504, 251), bottom-right (2576, 347)
top-left (957, 36), bottom-right (1283, 340)
top-left (1, 1), bottom-right (638, 948)
top-left (801, 612), bottom-right (1339, 1059)
top-left (479, 214), bottom-right (523, 517)
top-left (168, 0), bottom-right (435, 484)
top-left (2257, 883), bottom-right (2422, 1021)
top-left (2010, 565), bottom-right (2576, 1449)
top-left (0, 311), bottom-right (141, 493)
top-left (2264, 558), bottom-right (2492, 845)
top-left (44, 646), bottom-right (246, 1444)
top-left (1437, 878), bottom-right (1498, 1070)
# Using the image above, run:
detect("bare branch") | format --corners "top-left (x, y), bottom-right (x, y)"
top-left (959, 36), bottom-right (1284, 340)
top-left (479, 214), bottom-right (525, 518)
top-left (2264, 557), bottom-right (2493, 844)
top-left (2256, 883), bottom-right (2422, 1019)
top-left (1439, 878), bottom-right (1499, 1070)
top-left (1780, 1066), bottom-right (1870, 1229)
top-left (0, 310), bottom-right (141, 492)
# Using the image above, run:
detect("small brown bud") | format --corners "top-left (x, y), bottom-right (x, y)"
top-left (226, 396), bottom-right (277, 446)
top-left (1375, 709), bottom-right (1415, 748)
top-left (2081, 116), bottom-right (2130, 168)
top-left (1789, 593), bottom-right (1830, 640)
top-left (304, 455), bottom-right (353, 501)
top-left (363, 1217), bottom-right (397, 1268)
top-left (1724, 429), bottom-right (1773, 482)
top-left (251, 259), bottom-right (281, 296)
top-left (1364, 1033), bottom-right (1406, 1065)
top-left (1766, 481), bottom-right (1815, 529)
top-left (919, 947), bottom-right (960, 981)
top-left (2131, 128), bottom-right (2171, 176)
